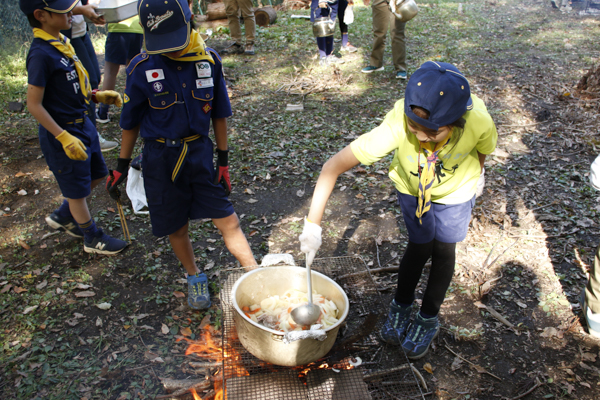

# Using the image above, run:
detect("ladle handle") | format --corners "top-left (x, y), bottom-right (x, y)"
top-left (306, 258), bottom-right (314, 305)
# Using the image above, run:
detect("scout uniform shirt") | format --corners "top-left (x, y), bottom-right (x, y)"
top-left (119, 48), bottom-right (231, 139)
top-left (351, 94), bottom-right (497, 205)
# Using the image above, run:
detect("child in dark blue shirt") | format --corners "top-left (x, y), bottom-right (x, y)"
top-left (21, 0), bottom-right (127, 255)
top-left (107, 0), bottom-right (256, 309)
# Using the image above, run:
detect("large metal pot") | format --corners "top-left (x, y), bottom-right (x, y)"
top-left (231, 266), bottom-right (349, 366)
top-left (389, 0), bottom-right (419, 22)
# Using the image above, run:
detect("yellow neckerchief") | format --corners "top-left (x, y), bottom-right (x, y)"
top-left (164, 29), bottom-right (214, 64)
top-left (415, 133), bottom-right (452, 224)
top-left (33, 28), bottom-right (91, 103)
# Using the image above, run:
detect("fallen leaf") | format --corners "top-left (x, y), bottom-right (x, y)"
top-left (139, 325), bottom-right (154, 330)
top-left (151, 357), bottom-right (164, 363)
top-left (296, 190), bottom-right (305, 197)
top-left (39, 243), bottom-right (47, 249)
top-left (199, 314), bottom-right (212, 329)
top-left (13, 286), bottom-right (27, 294)
top-left (129, 313), bottom-right (150, 320)
top-left (516, 301), bottom-right (527, 309)
top-left (75, 283), bottom-right (91, 290)
top-left (180, 326), bottom-right (192, 337)
top-left (95, 302), bottom-right (112, 310)
top-left (15, 172), bottom-right (27, 177)
top-left (75, 290), bottom-right (96, 298)
top-left (23, 305), bottom-right (38, 315)
top-left (107, 207), bottom-right (115, 213)
top-left (540, 327), bottom-right (558, 338)
top-left (423, 363), bottom-right (433, 374)
top-left (73, 313), bottom-right (85, 318)
top-left (246, 198), bottom-right (258, 204)
top-left (173, 291), bottom-right (185, 298)
top-left (582, 352), bottom-right (597, 362)
top-left (451, 356), bottom-right (463, 371)
top-left (161, 324), bottom-right (170, 335)
top-left (17, 189), bottom-right (27, 196)
top-left (1, 285), bottom-right (12, 294)
top-left (19, 240), bottom-right (30, 250)
top-left (36, 280), bottom-right (48, 290)
top-left (204, 262), bottom-right (215, 271)
top-left (96, 317), bottom-right (102, 327)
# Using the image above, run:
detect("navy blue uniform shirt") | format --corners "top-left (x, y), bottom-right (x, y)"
top-left (26, 38), bottom-right (89, 125)
top-left (120, 49), bottom-right (232, 139)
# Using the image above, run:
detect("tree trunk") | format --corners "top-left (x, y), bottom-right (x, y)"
top-left (207, 3), bottom-right (227, 21)
top-left (255, 7), bottom-right (277, 27)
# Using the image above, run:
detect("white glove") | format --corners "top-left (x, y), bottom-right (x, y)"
top-left (299, 217), bottom-right (322, 266)
top-left (591, 154), bottom-right (600, 190)
top-left (476, 168), bottom-right (485, 198)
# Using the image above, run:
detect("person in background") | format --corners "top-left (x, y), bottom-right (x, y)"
top-left (63, 0), bottom-right (119, 151)
top-left (108, 0), bottom-right (257, 309)
top-left (312, 0), bottom-right (344, 66)
top-left (583, 156), bottom-right (600, 338)
top-left (338, 0), bottom-right (357, 53)
top-left (361, 0), bottom-right (407, 80)
top-left (20, 0), bottom-right (127, 254)
top-left (95, 16), bottom-right (143, 125)
top-left (300, 61), bottom-right (496, 359)
top-left (223, 0), bottom-right (256, 55)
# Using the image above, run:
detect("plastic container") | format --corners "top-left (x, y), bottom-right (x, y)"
top-left (86, 0), bottom-right (137, 23)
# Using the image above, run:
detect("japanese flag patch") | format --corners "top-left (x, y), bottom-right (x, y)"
top-left (196, 78), bottom-right (214, 88)
top-left (195, 62), bottom-right (211, 78)
top-left (146, 69), bottom-right (165, 82)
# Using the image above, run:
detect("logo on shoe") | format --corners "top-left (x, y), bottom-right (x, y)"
top-left (64, 222), bottom-right (76, 231)
top-left (95, 242), bottom-right (106, 250)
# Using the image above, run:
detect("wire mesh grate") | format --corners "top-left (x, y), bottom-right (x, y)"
top-left (220, 256), bottom-right (424, 400)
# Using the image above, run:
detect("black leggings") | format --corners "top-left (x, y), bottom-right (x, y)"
top-left (338, 0), bottom-right (348, 34)
top-left (394, 240), bottom-right (456, 317)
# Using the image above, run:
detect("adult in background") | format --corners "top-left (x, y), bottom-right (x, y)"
top-left (300, 62), bottom-right (496, 359)
top-left (95, 16), bottom-right (143, 124)
top-left (63, 0), bottom-right (119, 151)
top-left (223, 0), bottom-right (256, 55)
top-left (338, 0), bottom-right (357, 53)
top-left (361, 0), bottom-right (407, 80)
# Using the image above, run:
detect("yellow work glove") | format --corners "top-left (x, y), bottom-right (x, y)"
top-left (94, 90), bottom-right (123, 107)
top-left (55, 130), bottom-right (88, 161)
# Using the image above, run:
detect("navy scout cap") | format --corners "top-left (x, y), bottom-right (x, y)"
top-left (19, 0), bottom-right (78, 15)
top-left (404, 61), bottom-right (473, 131)
top-left (138, 0), bottom-right (191, 54)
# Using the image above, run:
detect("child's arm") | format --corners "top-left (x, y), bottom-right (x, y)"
top-left (27, 84), bottom-right (88, 161)
top-left (213, 118), bottom-right (231, 194)
top-left (213, 118), bottom-right (228, 151)
top-left (119, 126), bottom-right (140, 160)
top-left (72, 3), bottom-right (105, 25)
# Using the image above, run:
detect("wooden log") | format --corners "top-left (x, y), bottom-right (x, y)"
top-left (255, 6), bottom-right (277, 27)
top-left (207, 3), bottom-right (226, 21)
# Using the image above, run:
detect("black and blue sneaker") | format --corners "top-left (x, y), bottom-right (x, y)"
top-left (401, 313), bottom-right (440, 360)
top-left (188, 272), bottom-right (211, 310)
top-left (45, 211), bottom-right (83, 238)
top-left (83, 229), bottom-right (128, 255)
top-left (380, 300), bottom-right (413, 345)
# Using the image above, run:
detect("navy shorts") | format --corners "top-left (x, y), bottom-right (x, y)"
top-left (39, 116), bottom-right (108, 199)
top-left (141, 136), bottom-right (234, 237)
top-left (397, 192), bottom-right (475, 244)
top-left (104, 32), bottom-right (143, 65)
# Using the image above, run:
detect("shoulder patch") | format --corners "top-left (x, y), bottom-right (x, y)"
top-left (127, 52), bottom-right (151, 76)
top-left (207, 48), bottom-right (222, 63)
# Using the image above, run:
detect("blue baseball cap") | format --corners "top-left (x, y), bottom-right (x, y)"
top-left (19, 0), bottom-right (78, 15)
top-left (404, 61), bottom-right (473, 131)
top-left (138, 0), bottom-right (191, 54)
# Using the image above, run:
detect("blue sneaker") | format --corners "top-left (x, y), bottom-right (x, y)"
top-left (96, 105), bottom-right (110, 124)
top-left (361, 65), bottom-right (384, 74)
top-left (581, 289), bottom-right (600, 338)
top-left (401, 313), bottom-right (440, 360)
top-left (187, 273), bottom-right (211, 310)
top-left (83, 229), bottom-right (128, 255)
top-left (380, 300), bottom-right (413, 345)
top-left (45, 211), bottom-right (83, 238)
top-left (396, 70), bottom-right (408, 80)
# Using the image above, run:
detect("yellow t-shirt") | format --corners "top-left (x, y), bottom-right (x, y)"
top-left (107, 16), bottom-right (143, 34)
top-left (350, 94), bottom-right (497, 204)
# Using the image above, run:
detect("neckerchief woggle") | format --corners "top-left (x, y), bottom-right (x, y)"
top-left (164, 29), bottom-right (214, 64)
top-left (415, 133), bottom-right (452, 224)
top-left (33, 28), bottom-right (91, 104)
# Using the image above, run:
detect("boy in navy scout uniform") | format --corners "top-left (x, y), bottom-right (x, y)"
top-left (20, 0), bottom-right (128, 255)
top-left (107, 0), bottom-right (257, 309)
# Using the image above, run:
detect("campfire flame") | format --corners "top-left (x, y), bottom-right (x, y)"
top-left (190, 387), bottom-right (202, 400)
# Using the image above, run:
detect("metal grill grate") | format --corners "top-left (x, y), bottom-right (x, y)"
top-left (219, 256), bottom-right (425, 400)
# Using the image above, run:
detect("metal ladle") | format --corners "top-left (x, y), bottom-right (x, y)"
top-left (291, 256), bottom-right (321, 326)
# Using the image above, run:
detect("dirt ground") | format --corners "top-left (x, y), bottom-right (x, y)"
top-left (2, 0), bottom-right (600, 399)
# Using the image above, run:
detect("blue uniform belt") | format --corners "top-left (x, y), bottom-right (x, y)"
top-left (155, 134), bottom-right (202, 182)
top-left (64, 110), bottom-right (89, 125)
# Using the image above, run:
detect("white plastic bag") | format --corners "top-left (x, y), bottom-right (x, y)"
top-left (126, 167), bottom-right (149, 215)
top-left (344, 5), bottom-right (354, 25)
top-left (590, 154), bottom-right (600, 190)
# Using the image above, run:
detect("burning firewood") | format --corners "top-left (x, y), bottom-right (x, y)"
top-left (157, 377), bottom-right (212, 399)
top-left (188, 361), bottom-right (221, 368)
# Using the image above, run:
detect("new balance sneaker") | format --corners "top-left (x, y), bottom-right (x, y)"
top-left (327, 55), bottom-right (345, 64)
top-left (380, 300), bottom-right (413, 345)
top-left (581, 289), bottom-right (600, 338)
top-left (96, 106), bottom-right (110, 124)
top-left (99, 135), bottom-right (118, 152)
top-left (188, 272), bottom-right (211, 309)
top-left (340, 44), bottom-right (358, 53)
top-left (83, 229), bottom-right (128, 255)
top-left (396, 70), bottom-right (408, 80)
top-left (45, 211), bottom-right (83, 238)
top-left (245, 43), bottom-right (255, 55)
top-left (401, 313), bottom-right (440, 360)
top-left (319, 57), bottom-right (329, 67)
top-left (361, 65), bottom-right (384, 74)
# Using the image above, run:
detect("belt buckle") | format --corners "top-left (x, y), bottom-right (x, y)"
top-left (166, 138), bottom-right (181, 147)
